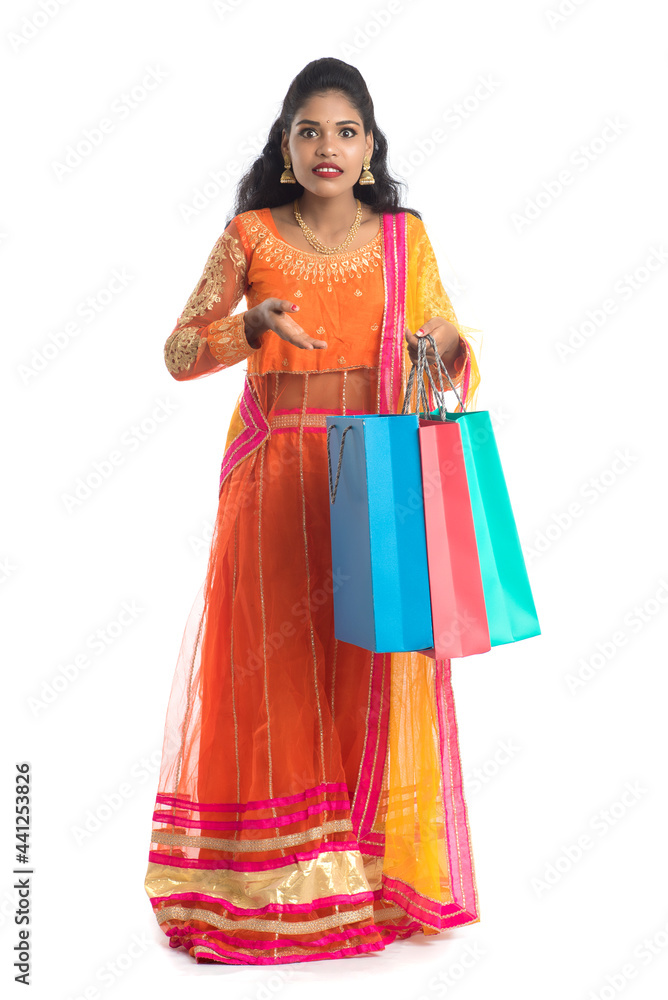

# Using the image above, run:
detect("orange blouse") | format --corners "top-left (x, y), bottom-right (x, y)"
top-left (163, 208), bottom-right (481, 451)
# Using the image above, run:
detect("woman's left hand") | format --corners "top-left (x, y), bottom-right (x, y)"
top-left (404, 318), bottom-right (460, 366)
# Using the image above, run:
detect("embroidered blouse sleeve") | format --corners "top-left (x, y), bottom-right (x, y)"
top-left (415, 224), bottom-right (481, 404)
top-left (164, 217), bottom-right (261, 381)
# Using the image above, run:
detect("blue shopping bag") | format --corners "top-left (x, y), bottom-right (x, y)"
top-left (325, 414), bottom-right (434, 653)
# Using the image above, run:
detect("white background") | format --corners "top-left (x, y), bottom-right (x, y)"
top-left (2, 0), bottom-right (667, 998)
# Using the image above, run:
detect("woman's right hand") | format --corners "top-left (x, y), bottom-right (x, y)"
top-left (244, 299), bottom-right (328, 350)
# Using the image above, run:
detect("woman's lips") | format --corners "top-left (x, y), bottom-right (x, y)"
top-left (312, 166), bottom-right (343, 177)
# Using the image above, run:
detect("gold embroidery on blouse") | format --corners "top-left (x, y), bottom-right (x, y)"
top-left (316, 326), bottom-right (326, 336)
top-left (243, 211), bottom-right (382, 289)
top-left (180, 230), bottom-right (246, 323)
top-left (164, 325), bottom-right (200, 375)
top-left (354, 288), bottom-right (362, 296)
top-left (294, 289), bottom-right (303, 297)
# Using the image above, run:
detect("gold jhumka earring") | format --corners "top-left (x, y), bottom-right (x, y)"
top-left (280, 156), bottom-right (296, 184)
top-left (358, 154), bottom-right (375, 185)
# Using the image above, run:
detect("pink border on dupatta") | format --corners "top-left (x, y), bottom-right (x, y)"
top-left (350, 652), bottom-right (391, 843)
top-left (350, 214), bottom-right (407, 843)
top-left (377, 212), bottom-right (408, 416)
top-left (432, 656), bottom-right (479, 925)
top-left (376, 216), bottom-right (478, 926)
top-left (218, 377), bottom-right (269, 496)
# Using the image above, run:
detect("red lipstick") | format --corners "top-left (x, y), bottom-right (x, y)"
top-left (312, 162), bottom-right (343, 177)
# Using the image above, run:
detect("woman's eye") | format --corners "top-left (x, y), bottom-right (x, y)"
top-left (298, 128), bottom-right (357, 138)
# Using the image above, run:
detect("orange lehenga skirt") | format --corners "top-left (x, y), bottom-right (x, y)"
top-left (144, 211), bottom-right (480, 966)
top-left (144, 384), bottom-right (479, 965)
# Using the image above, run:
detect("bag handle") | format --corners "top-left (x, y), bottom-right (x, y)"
top-left (326, 423), bottom-right (354, 504)
top-left (328, 333), bottom-right (466, 503)
top-left (401, 333), bottom-right (467, 419)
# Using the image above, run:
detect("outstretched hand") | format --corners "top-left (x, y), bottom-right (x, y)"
top-left (246, 299), bottom-right (328, 350)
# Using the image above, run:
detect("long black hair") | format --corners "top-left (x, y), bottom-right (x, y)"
top-left (225, 57), bottom-right (421, 227)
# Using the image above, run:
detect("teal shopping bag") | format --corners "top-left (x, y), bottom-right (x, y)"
top-left (420, 335), bottom-right (540, 646)
top-left (442, 410), bottom-right (540, 645)
top-left (325, 413), bottom-right (434, 653)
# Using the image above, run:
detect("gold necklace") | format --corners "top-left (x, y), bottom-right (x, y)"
top-left (293, 198), bottom-right (363, 255)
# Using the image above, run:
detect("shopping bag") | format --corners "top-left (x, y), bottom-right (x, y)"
top-left (326, 413), bottom-right (434, 653)
top-left (416, 417), bottom-right (491, 658)
top-left (423, 335), bottom-right (541, 646)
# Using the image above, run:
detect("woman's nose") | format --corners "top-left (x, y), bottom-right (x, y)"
top-left (316, 136), bottom-right (337, 156)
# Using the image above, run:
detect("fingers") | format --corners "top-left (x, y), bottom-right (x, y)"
top-left (417, 319), bottom-right (438, 337)
top-left (404, 326), bottom-right (428, 345)
top-left (266, 298), bottom-right (300, 316)
top-left (276, 321), bottom-right (327, 351)
top-left (297, 333), bottom-right (328, 351)
top-left (404, 326), bottom-right (436, 363)
top-left (265, 300), bottom-right (330, 349)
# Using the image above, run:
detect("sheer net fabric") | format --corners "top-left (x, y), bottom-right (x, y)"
top-left (147, 208), bottom-right (481, 964)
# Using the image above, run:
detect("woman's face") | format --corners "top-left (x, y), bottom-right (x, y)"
top-left (281, 91), bottom-right (373, 197)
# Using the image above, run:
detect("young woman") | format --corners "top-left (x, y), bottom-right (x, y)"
top-left (145, 56), bottom-right (482, 966)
